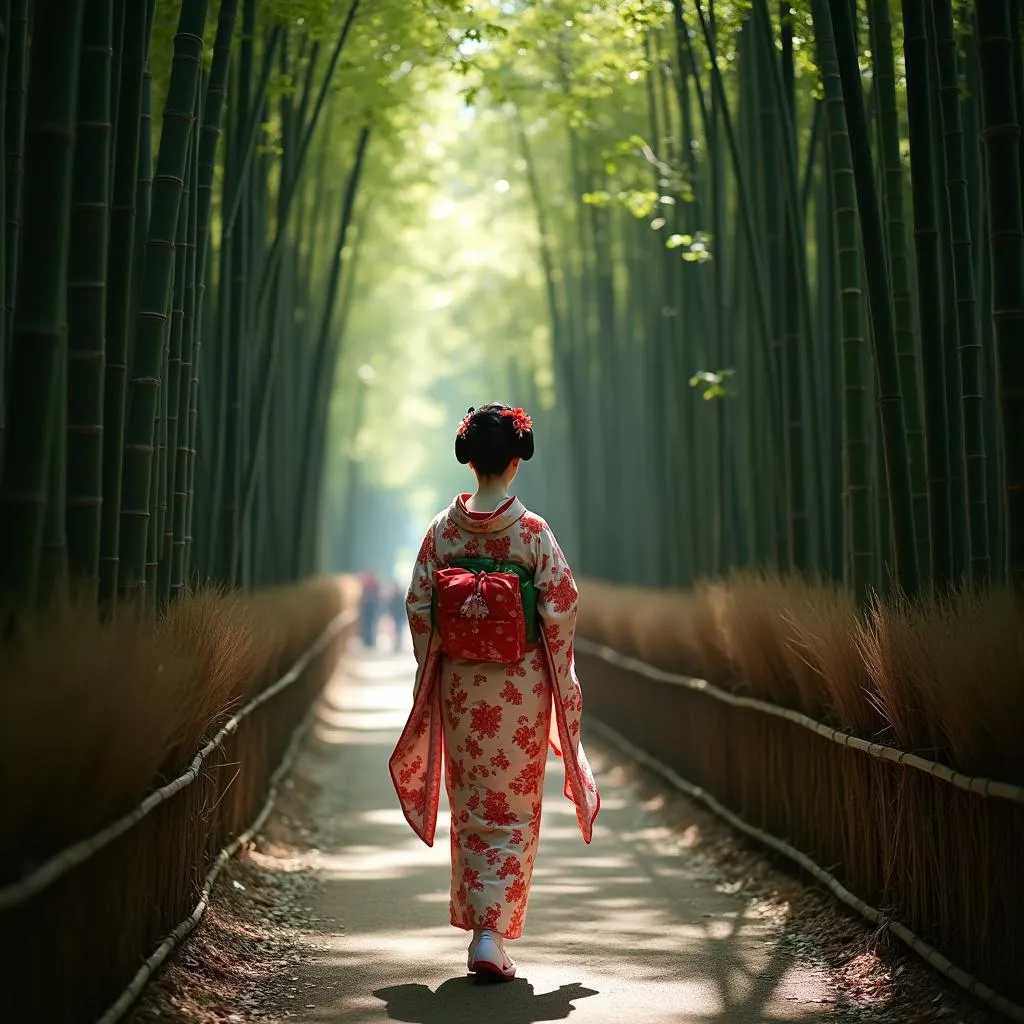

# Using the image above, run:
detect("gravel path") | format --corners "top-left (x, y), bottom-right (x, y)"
top-left (130, 646), bottom-right (993, 1024)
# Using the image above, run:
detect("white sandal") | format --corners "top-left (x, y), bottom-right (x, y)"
top-left (468, 929), bottom-right (516, 979)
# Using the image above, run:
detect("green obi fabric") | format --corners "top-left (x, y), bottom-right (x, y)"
top-left (431, 557), bottom-right (541, 645)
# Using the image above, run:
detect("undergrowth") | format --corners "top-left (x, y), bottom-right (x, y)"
top-left (578, 572), bottom-right (1024, 785)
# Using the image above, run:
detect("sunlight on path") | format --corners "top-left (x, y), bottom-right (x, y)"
top-left (269, 649), bottom-right (843, 1023)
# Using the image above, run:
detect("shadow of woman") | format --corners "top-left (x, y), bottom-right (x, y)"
top-left (373, 977), bottom-right (599, 1023)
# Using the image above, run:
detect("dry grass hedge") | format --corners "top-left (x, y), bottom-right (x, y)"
top-left (0, 574), bottom-right (359, 1023)
top-left (579, 572), bottom-right (1024, 783)
top-left (576, 573), bottom-right (1024, 1007)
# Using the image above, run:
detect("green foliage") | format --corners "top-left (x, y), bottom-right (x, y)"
top-left (689, 369), bottom-right (736, 400)
top-left (666, 231), bottom-right (712, 261)
top-left (329, 81), bottom-right (551, 500)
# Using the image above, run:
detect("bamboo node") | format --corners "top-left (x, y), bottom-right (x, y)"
top-left (978, 123), bottom-right (1021, 141)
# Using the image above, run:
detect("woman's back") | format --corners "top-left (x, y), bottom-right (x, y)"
top-left (389, 403), bottom-right (599, 980)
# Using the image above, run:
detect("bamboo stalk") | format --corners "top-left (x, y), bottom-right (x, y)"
top-left (171, 87), bottom-right (201, 596)
top-left (691, 1), bottom-right (777, 440)
top-left (98, 0), bottom-right (153, 606)
top-left (901, 0), bottom-right (954, 587)
top-left (0, 0), bottom-right (87, 605)
top-left (869, 0), bottom-right (930, 583)
top-left (118, 0), bottom-right (209, 597)
top-left (932, 0), bottom-right (992, 584)
top-left (829, 0), bottom-right (920, 595)
top-left (975, 0), bottom-right (1024, 592)
top-left (810, 0), bottom-right (874, 599)
top-left (0, 0), bottom-right (10, 473)
top-left (66, 0), bottom-right (114, 598)
top-left (156, 126), bottom-right (192, 602)
top-left (216, 0), bottom-right (255, 584)
top-left (3, 0), bottom-right (28, 353)
top-left (293, 127), bottom-right (371, 574)
top-left (218, 26), bottom-right (282, 245)
top-left (238, 0), bottom-right (363, 539)
top-left (752, 0), bottom-right (817, 571)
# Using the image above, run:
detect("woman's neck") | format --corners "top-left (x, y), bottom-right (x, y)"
top-left (468, 480), bottom-right (510, 512)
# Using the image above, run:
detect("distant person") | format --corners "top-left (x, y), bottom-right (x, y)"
top-left (359, 571), bottom-right (380, 648)
top-left (387, 579), bottom-right (405, 652)
top-left (389, 404), bottom-right (600, 980)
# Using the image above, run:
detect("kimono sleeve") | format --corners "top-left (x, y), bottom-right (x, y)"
top-left (406, 517), bottom-right (440, 667)
top-left (532, 518), bottom-right (600, 838)
top-left (533, 522), bottom-right (579, 679)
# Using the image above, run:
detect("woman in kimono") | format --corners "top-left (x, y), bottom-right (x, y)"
top-left (389, 403), bottom-right (600, 979)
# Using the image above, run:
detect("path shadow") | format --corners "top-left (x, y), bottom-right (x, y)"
top-left (373, 977), bottom-right (598, 1023)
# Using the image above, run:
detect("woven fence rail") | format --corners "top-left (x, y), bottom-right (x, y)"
top-left (0, 606), bottom-right (357, 1024)
top-left (576, 638), bottom-right (1024, 1022)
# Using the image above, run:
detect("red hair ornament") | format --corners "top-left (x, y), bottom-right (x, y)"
top-left (500, 407), bottom-right (533, 437)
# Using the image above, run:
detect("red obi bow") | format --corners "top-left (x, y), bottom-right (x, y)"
top-left (433, 567), bottom-right (526, 663)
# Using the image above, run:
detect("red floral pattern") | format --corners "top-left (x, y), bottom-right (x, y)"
top-left (444, 653), bottom-right (550, 937)
top-left (416, 529), bottom-right (436, 566)
top-left (484, 535), bottom-right (511, 560)
top-left (500, 681), bottom-right (522, 705)
top-left (510, 759), bottom-right (545, 796)
top-left (505, 876), bottom-right (527, 904)
top-left (497, 854), bottom-right (522, 879)
top-left (482, 789), bottom-right (518, 826)
top-left (519, 514), bottom-right (544, 546)
top-left (545, 567), bottom-right (576, 614)
top-left (544, 621), bottom-right (566, 655)
top-left (445, 677), bottom-right (468, 730)
top-left (470, 701), bottom-right (503, 739)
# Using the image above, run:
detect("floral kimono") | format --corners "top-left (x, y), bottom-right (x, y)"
top-left (389, 494), bottom-right (600, 939)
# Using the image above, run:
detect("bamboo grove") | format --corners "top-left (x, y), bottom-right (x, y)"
top-left (0, 0), bottom-right (460, 615)
top-left (455, 0), bottom-right (1024, 602)
top-left (3, 0), bottom-right (1022, 611)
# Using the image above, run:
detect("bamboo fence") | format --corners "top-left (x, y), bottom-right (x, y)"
top-left (95, 683), bottom-right (328, 1024)
top-left (576, 637), bottom-right (1024, 1021)
top-left (0, 605), bottom-right (358, 1023)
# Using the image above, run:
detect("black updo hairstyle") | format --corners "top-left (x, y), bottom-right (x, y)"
top-left (455, 402), bottom-right (535, 476)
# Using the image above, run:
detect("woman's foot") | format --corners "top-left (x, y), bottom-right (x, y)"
top-left (467, 929), bottom-right (516, 979)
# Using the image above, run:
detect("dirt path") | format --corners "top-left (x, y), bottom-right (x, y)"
top-left (131, 647), bottom-right (990, 1024)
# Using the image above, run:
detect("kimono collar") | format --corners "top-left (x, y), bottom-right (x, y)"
top-left (448, 493), bottom-right (526, 534)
